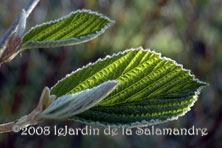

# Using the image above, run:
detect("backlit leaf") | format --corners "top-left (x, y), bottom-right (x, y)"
top-left (51, 47), bottom-right (207, 127)
top-left (21, 9), bottom-right (114, 50)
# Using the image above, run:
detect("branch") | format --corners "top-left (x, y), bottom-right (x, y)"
top-left (0, 87), bottom-right (56, 133)
top-left (0, 0), bottom-right (40, 64)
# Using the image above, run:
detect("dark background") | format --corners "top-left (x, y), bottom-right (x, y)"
top-left (0, 0), bottom-right (221, 147)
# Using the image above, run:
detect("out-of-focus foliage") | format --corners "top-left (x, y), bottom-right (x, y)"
top-left (0, 0), bottom-right (221, 148)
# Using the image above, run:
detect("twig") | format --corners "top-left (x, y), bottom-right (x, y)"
top-left (0, 0), bottom-right (40, 63)
top-left (0, 87), bottom-right (56, 133)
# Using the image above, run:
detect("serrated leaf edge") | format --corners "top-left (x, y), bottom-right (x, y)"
top-left (51, 47), bottom-right (207, 93)
top-left (72, 85), bottom-right (206, 128)
top-left (51, 46), bottom-right (207, 127)
top-left (21, 9), bottom-right (115, 50)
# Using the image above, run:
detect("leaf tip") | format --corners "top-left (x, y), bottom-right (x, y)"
top-left (99, 80), bottom-right (120, 96)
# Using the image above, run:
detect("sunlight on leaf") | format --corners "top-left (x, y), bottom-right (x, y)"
top-left (51, 47), bottom-right (207, 127)
top-left (21, 9), bottom-right (114, 50)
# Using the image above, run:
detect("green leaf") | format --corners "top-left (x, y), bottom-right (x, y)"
top-left (51, 47), bottom-right (207, 127)
top-left (37, 80), bottom-right (118, 119)
top-left (21, 9), bottom-right (114, 50)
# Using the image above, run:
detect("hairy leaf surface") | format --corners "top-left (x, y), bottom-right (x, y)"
top-left (38, 81), bottom-right (118, 119)
top-left (21, 10), bottom-right (114, 49)
top-left (51, 47), bottom-right (207, 127)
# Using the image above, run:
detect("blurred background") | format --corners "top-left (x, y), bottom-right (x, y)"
top-left (0, 0), bottom-right (221, 147)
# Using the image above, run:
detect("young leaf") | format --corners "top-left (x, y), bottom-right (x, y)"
top-left (37, 81), bottom-right (118, 119)
top-left (51, 47), bottom-right (207, 127)
top-left (21, 9), bottom-right (114, 50)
